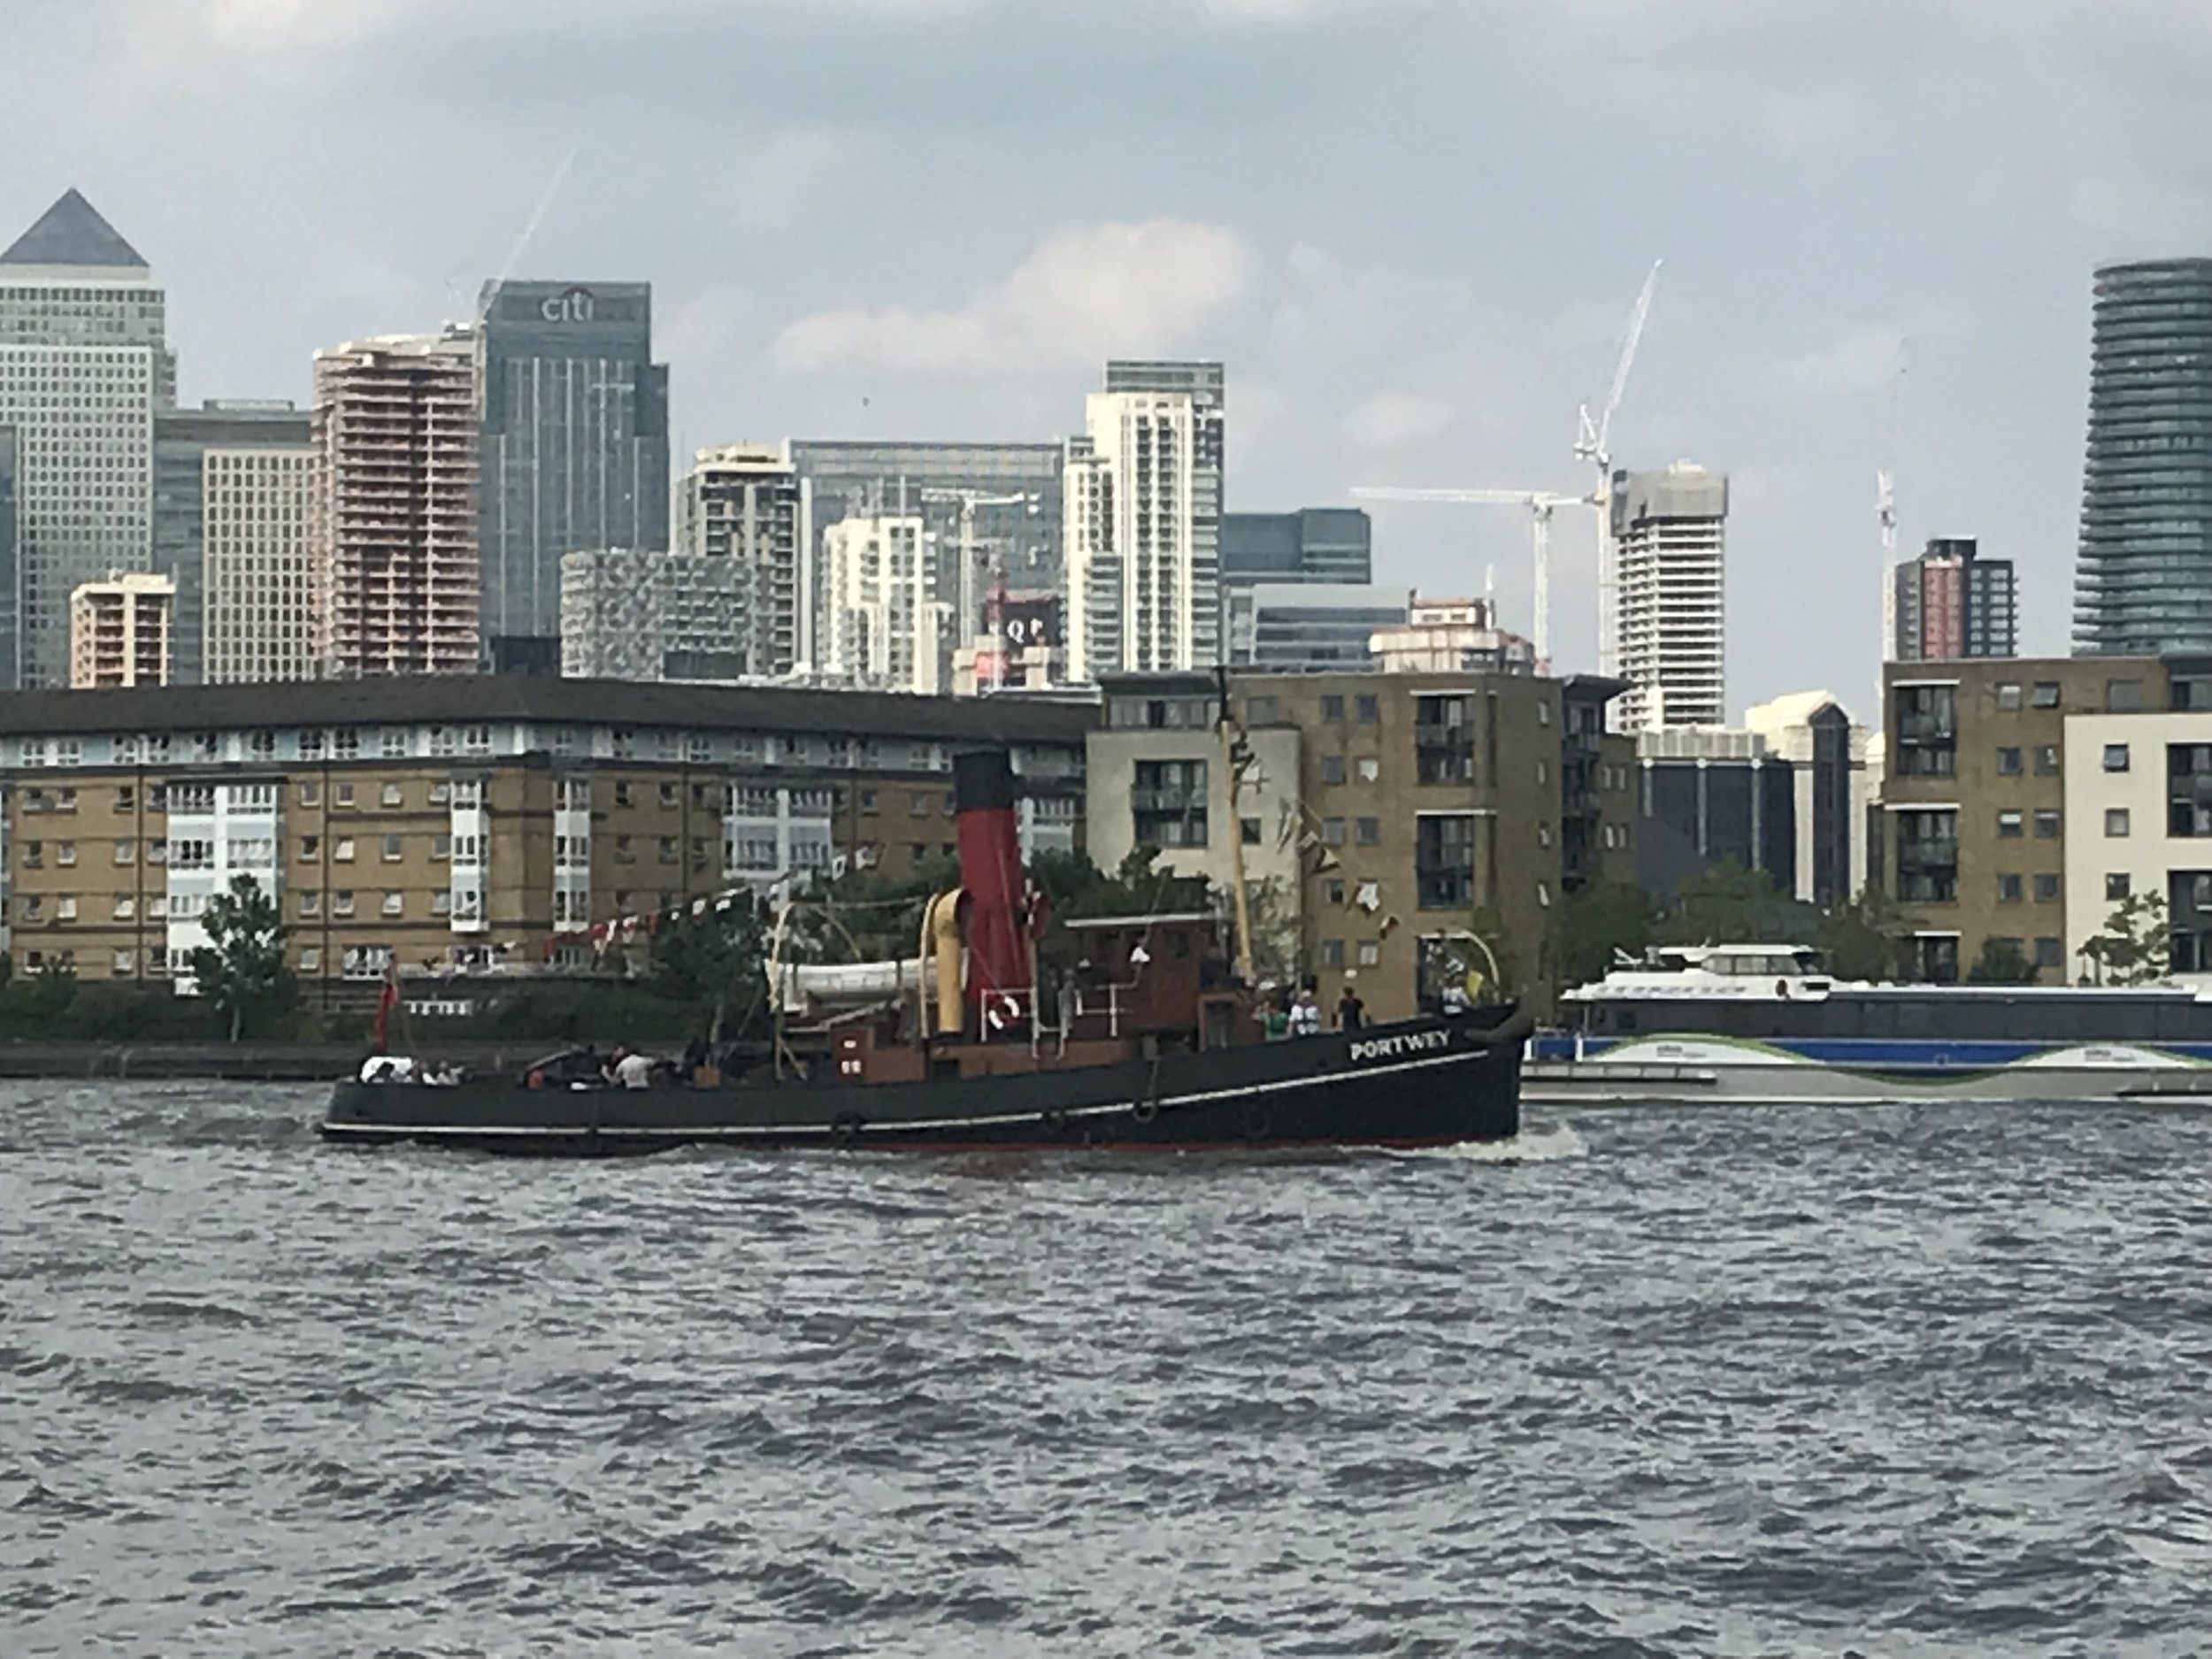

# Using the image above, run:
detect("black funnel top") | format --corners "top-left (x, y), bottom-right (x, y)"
top-left (952, 750), bottom-right (1017, 813)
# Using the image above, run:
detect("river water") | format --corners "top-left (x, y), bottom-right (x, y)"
top-left (3, 1085), bottom-right (2210, 1656)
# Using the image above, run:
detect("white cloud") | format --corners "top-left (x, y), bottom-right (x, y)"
top-left (772, 220), bottom-right (1252, 375)
top-left (1341, 391), bottom-right (1455, 450)
top-left (1773, 326), bottom-right (1909, 397)
top-left (173, 0), bottom-right (980, 50)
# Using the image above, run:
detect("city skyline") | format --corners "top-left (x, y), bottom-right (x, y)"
top-left (11, 2), bottom-right (2204, 717)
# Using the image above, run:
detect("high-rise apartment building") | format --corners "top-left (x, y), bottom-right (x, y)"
top-left (676, 443), bottom-right (810, 679)
top-left (2074, 259), bottom-right (2212, 656)
top-left (1220, 508), bottom-right (1371, 588)
top-left (476, 281), bottom-right (669, 664)
top-left (791, 441), bottom-right (1063, 647)
top-left (69, 572), bottom-right (173, 687)
top-left (1609, 462), bottom-right (1728, 733)
top-left (154, 401), bottom-right (313, 685)
top-left (1227, 583), bottom-right (1411, 671)
top-left (1890, 536), bottom-right (2016, 662)
top-left (0, 431), bottom-right (16, 669)
top-left (822, 515), bottom-right (941, 694)
top-left (1064, 361), bottom-right (1225, 682)
top-left (559, 548), bottom-right (749, 683)
top-left (309, 330), bottom-right (480, 677)
top-left (0, 189), bottom-right (175, 689)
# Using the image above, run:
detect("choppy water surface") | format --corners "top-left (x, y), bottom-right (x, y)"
top-left (4, 1087), bottom-right (2211, 1656)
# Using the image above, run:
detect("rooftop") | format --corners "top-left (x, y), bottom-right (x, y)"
top-left (0, 676), bottom-right (1101, 744)
top-left (0, 189), bottom-right (147, 271)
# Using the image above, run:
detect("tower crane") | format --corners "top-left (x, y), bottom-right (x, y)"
top-left (1573, 259), bottom-right (1662, 680)
top-left (918, 488), bottom-right (1043, 665)
top-left (1348, 486), bottom-right (1583, 664)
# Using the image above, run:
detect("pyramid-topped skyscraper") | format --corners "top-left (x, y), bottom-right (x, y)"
top-left (0, 188), bottom-right (150, 270)
top-left (0, 189), bottom-right (175, 687)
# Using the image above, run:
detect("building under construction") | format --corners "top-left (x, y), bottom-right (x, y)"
top-left (310, 329), bottom-right (480, 677)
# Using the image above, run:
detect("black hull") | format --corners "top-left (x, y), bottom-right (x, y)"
top-left (319, 1010), bottom-right (1530, 1156)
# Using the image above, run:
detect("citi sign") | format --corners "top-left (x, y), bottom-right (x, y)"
top-left (540, 285), bottom-right (596, 324)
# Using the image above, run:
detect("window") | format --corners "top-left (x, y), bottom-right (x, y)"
top-left (1356, 940), bottom-right (1380, 966)
top-left (660, 782), bottom-right (680, 808)
top-left (334, 838), bottom-right (356, 863)
top-left (1321, 695), bottom-right (1345, 722)
top-left (2033, 873), bottom-right (2061, 902)
top-left (432, 891), bottom-right (452, 917)
top-left (1997, 747), bottom-right (2022, 776)
top-left (432, 834), bottom-right (451, 862)
top-left (615, 835), bottom-right (635, 864)
top-left (1321, 756), bottom-right (1345, 786)
top-left (659, 837), bottom-right (678, 864)
top-left (334, 730), bottom-right (359, 761)
top-left (1321, 818), bottom-right (1346, 847)
top-left (1356, 695), bottom-right (1380, 724)
top-left (1997, 682), bottom-right (2024, 710)
top-left (1322, 939), bottom-right (1346, 968)
top-left (2031, 682), bottom-right (2060, 709)
top-left (1240, 818), bottom-right (1261, 846)
top-left (1998, 873), bottom-right (2023, 902)
top-left (56, 841), bottom-right (75, 866)
top-left (2103, 743), bottom-right (2131, 773)
top-left (429, 781), bottom-right (451, 806)
top-left (299, 890), bottom-right (320, 917)
top-left (1356, 818), bottom-right (1380, 846)
top-left (299, 836), bottom-right (319, 862)
top-left (382, 782), bottom-right (404, 807)
top-left (112, 949), bottom-right (134, 977)
top-left (2033, 937), bottom-right (2062, 969)
top-left (2035, 745), bottom-right (2061, 776)
top-left (2106, 808), bottom-right (2131, 838)
top-left (112, 897), bottom-right (135, 921)
top-left (382, 893), bottom-right (403, 917)
top-left (299, 781), bottom-right (319, 806)
top-left (383, 728), bottom-right (410, 758)
top-left (334, 891), bottom-right (357, 917)
top-left (114, 785), bottom-right (134, 814)
top-left (858, 789), bottom-right (879, 815)
top-left (2106, 679), bottom-right (2144, 713)
top-left (910, 791), bottom-right (930, 817)
top-left (381, 835), bottom-right (403, 862)
top-left (1245, 695), bottom-right (1280, 726)
top-left (1536, 882), bottom-right (1552, 909)
top-left (1324, 879), bottom-right (1346, 907)
top-left (1997, 810), bottom-right (2024, 839)
top-left (334, 783), bottom-right (355, 808)
top-left (2033, 810), bottom-right (2062, 840)
top-left (2106, 872), bottom-right (2132, 902)
top-left (1356, 757), bottom-right (1379, 784)
top-left (613, 780), bottom-right (634, 809)
top-left (1538, 823), bottom-right (1554, 848)
top-left (113, 839), bottom-right (134, 865)
top-left (298, 948), bottom-right (321, 973)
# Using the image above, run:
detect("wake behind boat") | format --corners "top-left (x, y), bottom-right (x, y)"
top-left (320, 749), bottom-right (1529, 1155)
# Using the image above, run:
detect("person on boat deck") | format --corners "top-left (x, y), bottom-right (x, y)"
top-left (1336, 987), bottom-right (1366, 1031)
top-left (611, 1047), bottom-right (654, 1090)
top-left (1289, 987), bottom-right (1323, 1038)
top-left (1440, 979), bottom-right (1471, 1016)
top-left (1259, 987), bottom-right (1291, 1041)
top-left (358, 1055), bottom-right (417, 1084)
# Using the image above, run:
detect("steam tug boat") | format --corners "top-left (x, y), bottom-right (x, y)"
top-left (319, 750), bottom-right (1531, 1155)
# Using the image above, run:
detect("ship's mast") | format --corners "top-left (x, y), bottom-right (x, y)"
top-left (1216, 668), bottom-right (1258, 986)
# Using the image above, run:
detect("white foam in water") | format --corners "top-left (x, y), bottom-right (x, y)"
top-left (1382, 1123), bottom-right (1589, 1164)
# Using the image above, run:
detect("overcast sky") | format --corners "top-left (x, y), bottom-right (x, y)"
top-left (10, 0), bottom-right (2212, 716)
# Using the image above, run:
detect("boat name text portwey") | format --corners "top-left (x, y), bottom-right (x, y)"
top-left (1348, 1030), bottom-right (1454, 1064)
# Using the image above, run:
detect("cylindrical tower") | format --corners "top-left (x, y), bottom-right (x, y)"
top-left (2074, 258), bottom-right (2212, 656)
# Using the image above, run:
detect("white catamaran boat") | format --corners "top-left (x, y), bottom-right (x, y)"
top-left (1525, 944), bottom-right (2212, 1104)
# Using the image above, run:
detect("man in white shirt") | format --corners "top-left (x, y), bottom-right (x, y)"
top-left (614, 1049), bottom-right (654, 1090)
